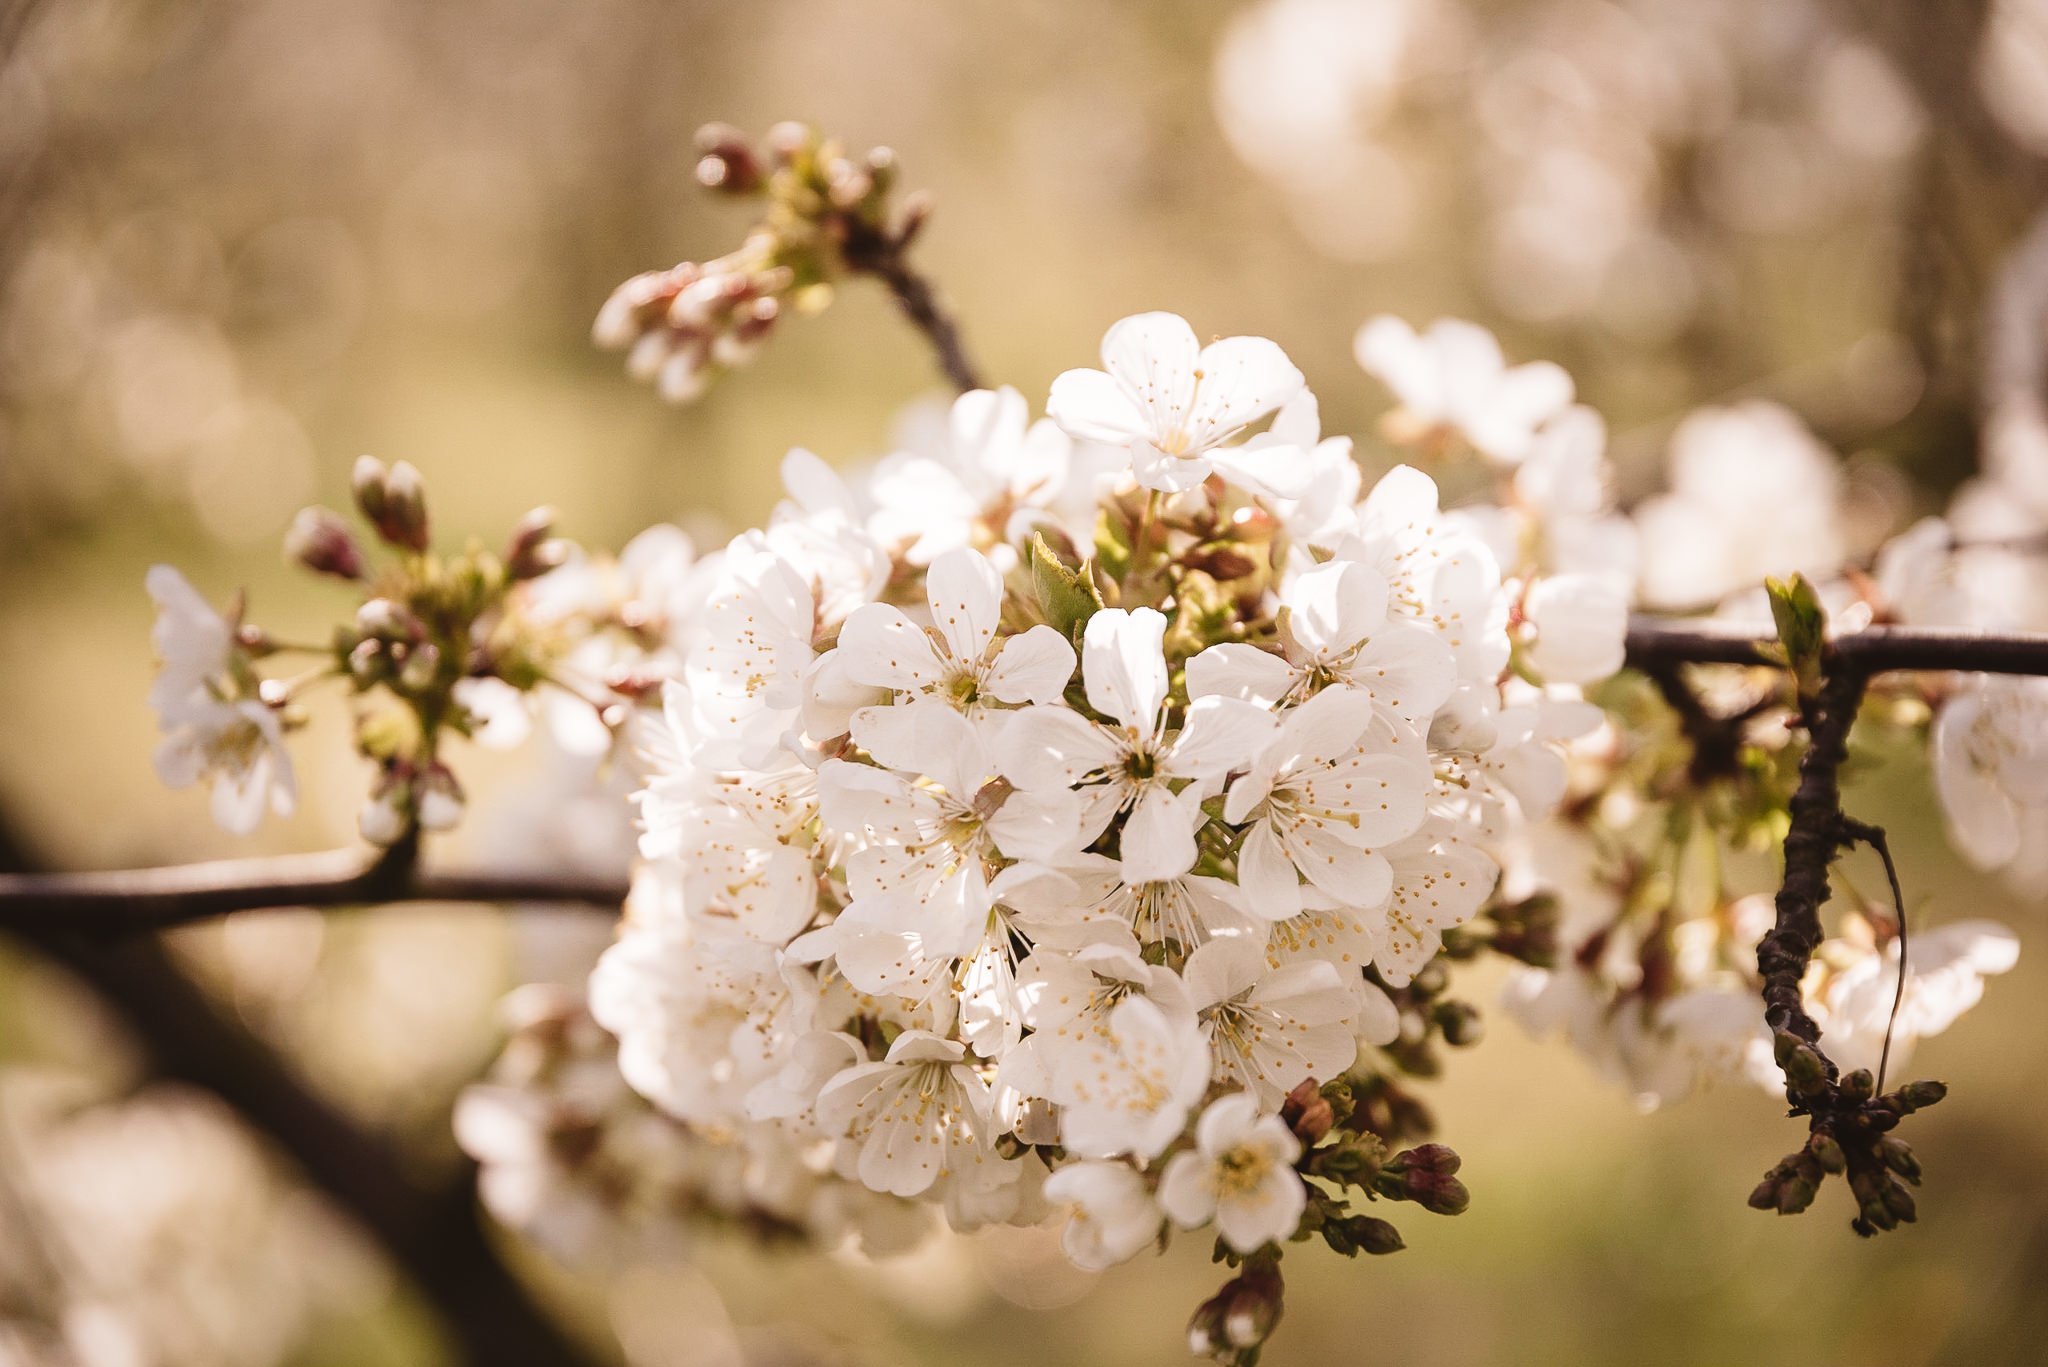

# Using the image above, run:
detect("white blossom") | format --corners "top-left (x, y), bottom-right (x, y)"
top-left (1812, 922), bottom-right (2021, 1075)
top-left (814, 1031), bottom-right (995, 1198)
top-left (834, 545), bottom-right (1075, 714)
top-left (1353, 316), bottom-right (1573, 465)
top-left (1223, 686), bottom-right (1433, 921)
top-left (1156, 1092), bottom-right (1307, 1253)
top-left (1187, 558), bottom-right (1456, 723)
top-left (1041, 1161), bottom-right (1163, 1271)
top-left (1932, 674), bottom-right (2048, 873)
top-left (1047, 312), bottom-right (1310, 497)
top-left (1001, 607), bottom-right (1274, 881)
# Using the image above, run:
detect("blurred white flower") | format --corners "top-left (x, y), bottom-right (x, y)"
top-left (1632, 402), bottom-right (1847, 610)
top-left (1041, 1161), bottom-right (1162, 1271)
top-left (1812, 921), bottom-right (2021, 1074)
top-left (1933, 674), bottom-right (2048, 873)
top-left (1354, 316), bottom-right (1573, 465)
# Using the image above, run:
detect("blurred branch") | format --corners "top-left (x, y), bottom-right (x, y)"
top-left (1623, 615), bottom-right (2048, 675)
top-left (0, 821), bottom-right (614, 1367)
top-left (0, 836), bottom-right (626, 933)
top-left (842, 206), bottom-right (984, 394)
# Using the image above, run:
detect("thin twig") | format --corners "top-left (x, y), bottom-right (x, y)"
top-left (1841, 817), bottom-right (1912, 1095)
top-left (841, 217), bottom-right (984, 394)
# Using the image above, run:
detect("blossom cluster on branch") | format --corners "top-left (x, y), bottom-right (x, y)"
top-left (108, 126), bottom-right (2048, 1365)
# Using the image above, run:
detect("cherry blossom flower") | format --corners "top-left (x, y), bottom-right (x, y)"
top-left (1353, 316), bottom-right (1573, 465)
top-left (1223, 686), bottom-right (1433, 921)
top-left (1812, 922), bottom-right (2021, 1075)
top-left (814, 1031), bottom-right (995, 1198)
top-left (1186, 557), bottom-right (1456, 723)
top-left (145, 567), bottom-right (296, 835)
top-left (1521, 572), bottom-right (1628, 686)
top-left (1932, 674), bottom-right (2048, 872)
top-left (1047, 312), bottom-right (1310, 497)
top-left (1050, 994), bottom-right (1213, 1162)
top-left (1042, 1161), bottom-right (1164, 1271)
top-left (1156, 1092), bottom-right (1307, 1253)
top-left (1183, 936), bottom-right (1370, 1103)
top-left (834, 546), bottom-right (1075, 714)
top-left (151, 695), bottom-right (298, 836)
top-left (1000, 607), bottom-right (1275, 881)
top-left (865, 386), bottom-right (1074, 565)
top-left (1632, 402), bottom-right (1847, 610)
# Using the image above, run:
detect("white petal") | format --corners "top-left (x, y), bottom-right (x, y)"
top-left (1287, 560), bottom-right (1388, 658)
top-left (997, 705), bottom-right (1121, 790)
top-left (835, 603), bottom-right (946, 693)
top-left (984, 626), bottom-right (1078, 705)
top-left (1236, 823), bottom-right (1302, 921)
top-left (1155, 1151), bottom-right (1216, 1229)
top-left (1188, 335), bottom-right (1304, 446)
top-left (923, 547), bottom-right (1004, 667)
top-left (1207, 441), bottom-right (1314, 500)
top-left (1163, 695), bottom-right (1277, 781)
top-left (1187, 643), bottom-right (1296, 706)
top-left (1120, 786), bottom-right (1201, 884)
top-left (1082, 608), bottom-right (1169, 732)
top-left (1047, 367), bottom-right (1150, 445)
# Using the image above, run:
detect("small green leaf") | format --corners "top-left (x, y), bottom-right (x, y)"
top-left (1765, 573), bottom-right (1827, 705)
top-left (1030, 532), bottom-right (1103, 643)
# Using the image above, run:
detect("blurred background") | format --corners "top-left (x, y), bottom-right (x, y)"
top-left (2, 0), bottom-right (2047, 1363)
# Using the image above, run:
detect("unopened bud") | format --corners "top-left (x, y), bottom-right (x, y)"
top-left (1775, 1174), bottom-right (1817, 1215)
top-left (285, 506), bottom-right (366, 580)
top-left (505, 506), bottom-right (567, 581)
top-left (693, 122), bottom-right (761, 194)
top-left (1774, 1032), bottom-right (1828, 1096)
top-left (1878, 1136), bottom-right (1921, 1183)
top-left (1187, 1265), bottom-right (1283, 1364)
top-left (1282, 1078), bottom-right (1334, 1145)
top-left (379, 461), bottom-right (430, 552)
top-left (416, 766), bottom-right (465, 832)
top-left (356, 598), bottom-right (422, 642)
top-left (359, 788), bottom-right (408, 846)
top-left (1348, 1215), bottom-right (1404, 1255)
top-left (1388, 1143), bottom-right (1461, 1177)
top-left (352, 455), bottom-right (389, 524)
top-left (1896, 1080), bottom-right (1947, 1113)
top-left (397, 641), bottom-right (442, 693)
top-left (1880, 1180), bottom-right (1918, 1224)
top-left (1809, 1134), bottom-right (1846, 1174)
top-left (1433, 1000), bottom-right (1485, 1047)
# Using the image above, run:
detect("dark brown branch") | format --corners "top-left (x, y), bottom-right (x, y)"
top-left (1758, 664), bottom-right (1869, 1049)
top-left (842, 215), bottom-right (984, 394)
top-left (0, 842), bottom-right (627, 934)
top-left (0, 823), bottom-right (612, 1367)
top-left (1625, 615), bottom-right (2048, 676)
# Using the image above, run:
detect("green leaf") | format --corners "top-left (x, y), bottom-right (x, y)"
top-left (1765, 572), bottom-right (1827, 704)
top-left (1030, 532), bottom-right (1103, 643)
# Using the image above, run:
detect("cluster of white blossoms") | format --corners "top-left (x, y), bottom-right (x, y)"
top-left (584, 309), bottom-right (1585, 1284)
top-left (139, 296), bottom-right (2036, 1360)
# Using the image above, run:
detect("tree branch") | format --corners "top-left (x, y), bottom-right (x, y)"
top-left (841, 214), bottom-right (984, 394)
top-left (0, 822), bottom-right (613, 1367)
top-left (1625, 615), bottom-right (2048, 675)
top-left (0, 841), bottom-right (627, 934)
top-left (1758, 663), bottom-right (1869, 1049)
